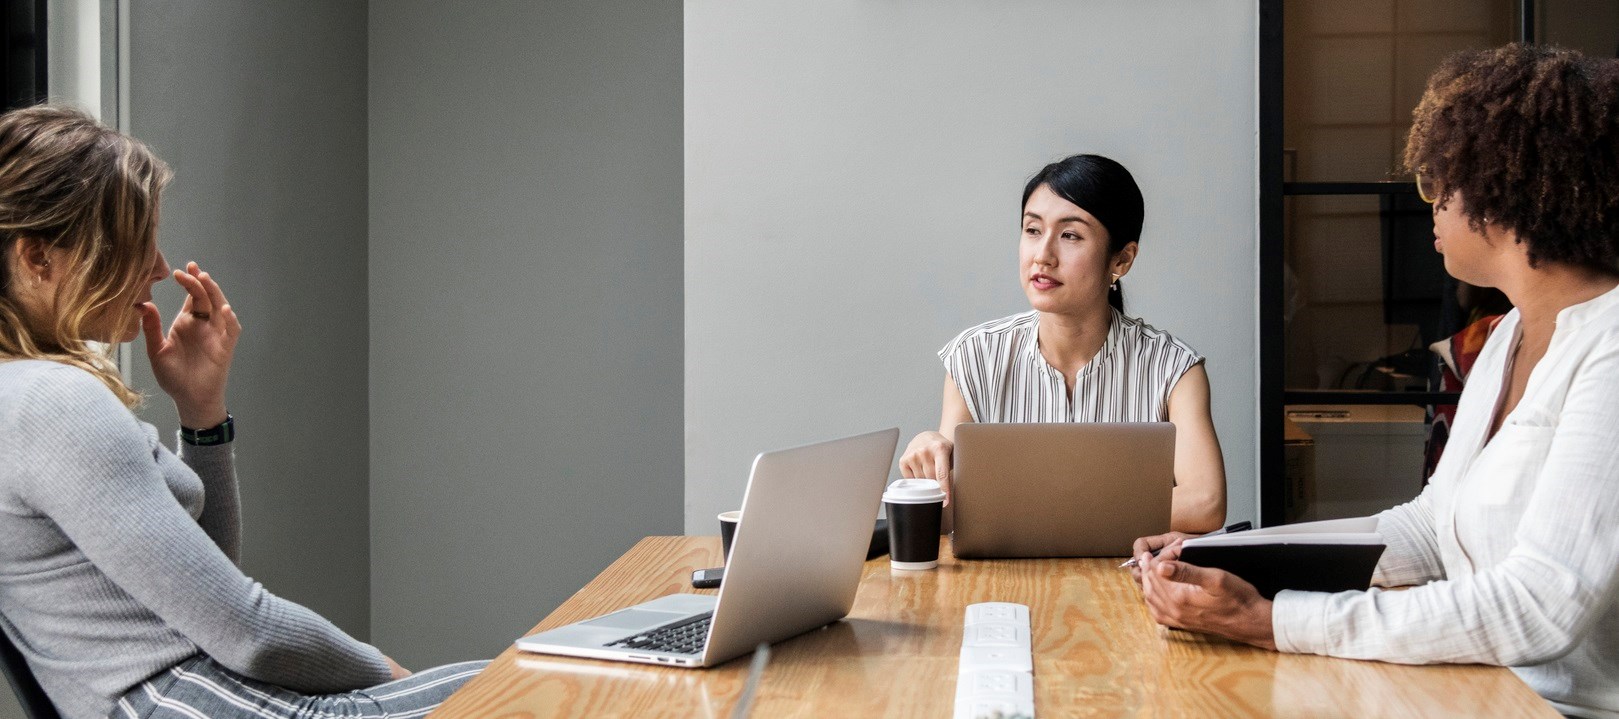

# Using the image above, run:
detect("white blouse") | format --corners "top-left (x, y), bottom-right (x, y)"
top-left (1272, 284), bottom-right (1619, 719)
top-left (938, 308), bottom-right (1203, 424)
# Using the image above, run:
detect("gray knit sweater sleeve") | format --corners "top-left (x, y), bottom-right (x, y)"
top-left (176, 439), bottom-right (241, 563)
top-left (7, 363), bottom-right (392, 695)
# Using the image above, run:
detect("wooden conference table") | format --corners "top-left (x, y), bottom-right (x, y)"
top-left (431, 536), bottom-right (1556, 718)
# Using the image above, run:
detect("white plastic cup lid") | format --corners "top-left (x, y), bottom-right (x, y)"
top-left (883, 478), bottom-right (946, 504)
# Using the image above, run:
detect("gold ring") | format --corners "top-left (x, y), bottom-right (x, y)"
top-left (191, 311), bottom-right (211, 321)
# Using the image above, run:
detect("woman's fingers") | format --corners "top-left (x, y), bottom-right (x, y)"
top-left (222, 304), bottom-right (241, 338)
top-left (177, 280), bottom-right (195, 316)
top-left (1144, 567), bottom-right (1205, 630)
top-left (171, 263), bottom-right (240, 334)
top-left (898, 438), bottom-right (954, 506)
top-left (1141, 564), bottom-right (1177, 624)
top-left (896, 439), bottom-right (953, 503)
top-left (137, 302), bottom-right (164, 352)
top-left (1132, 532), bottom-right (1175, 557)
top-left (173, 269), bottom-right (210, 316)
top-left (198, 269), bottom-right (229, 319)
top-left (1157, 541), bottom-right (1185, 563)
top-left (1141, 558), bottom-right (1265, 641)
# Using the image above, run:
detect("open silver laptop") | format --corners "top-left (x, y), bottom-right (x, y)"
top-left (515, 427), bottom-right (899, 668)
top-left (950, 422), bottom-right (1175, 558)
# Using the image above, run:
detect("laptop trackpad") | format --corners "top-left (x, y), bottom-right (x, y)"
top-left (581, 608), bottom-right (687, 631)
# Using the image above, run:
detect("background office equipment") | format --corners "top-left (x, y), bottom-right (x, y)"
top-left (1282, 419), bottom-right (1316, 523)
top-left (1285, 405), bottom-right (1425, 520)
top-left (951, 423), bottom-right (1174, 558)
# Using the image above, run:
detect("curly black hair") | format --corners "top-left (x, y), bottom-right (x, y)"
top-left (1403, 43), bottom-right (1619, 272)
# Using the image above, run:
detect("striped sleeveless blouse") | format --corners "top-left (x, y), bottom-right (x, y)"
top-left (938, 308), bottom-right (1204, 423)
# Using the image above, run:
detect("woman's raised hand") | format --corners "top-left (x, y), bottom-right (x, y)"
top-left (899, 431), bottom-right (955, 505)
top-left (139, 261), bottom-right (241, 428)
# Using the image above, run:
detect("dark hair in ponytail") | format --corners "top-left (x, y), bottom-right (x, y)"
top-left (1021, 154), bottom-right (1144, 313)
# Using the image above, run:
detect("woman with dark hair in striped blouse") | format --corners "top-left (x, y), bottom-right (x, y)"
top-left (898, 154), bottom-right (1226, 533)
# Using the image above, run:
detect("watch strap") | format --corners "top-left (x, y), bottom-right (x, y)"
top-left (180, 413), bottom-right (235, 446)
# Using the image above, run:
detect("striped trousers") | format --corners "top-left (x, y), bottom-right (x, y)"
top-left (112, 655), bottom-right (488, 719)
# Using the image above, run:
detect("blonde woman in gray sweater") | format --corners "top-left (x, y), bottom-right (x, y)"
top-left (0, 105), bottom-right (484, 718)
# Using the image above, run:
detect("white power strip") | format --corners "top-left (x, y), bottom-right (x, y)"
top-left (954, 603), bottom-right (1034, 719)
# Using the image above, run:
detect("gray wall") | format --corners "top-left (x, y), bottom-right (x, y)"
top-left (368, 1), bottom-right (684, 667)
top-left (684, 0), bottom-right (1260, 532)
top-left (128, 0), bottom-right (373, 637)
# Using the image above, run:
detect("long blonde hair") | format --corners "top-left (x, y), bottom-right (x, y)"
top-left (0, 105), bottom-right (171, 407)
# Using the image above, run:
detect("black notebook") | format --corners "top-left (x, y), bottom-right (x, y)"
top-left (1177, 517), bottom-right (1386, 600)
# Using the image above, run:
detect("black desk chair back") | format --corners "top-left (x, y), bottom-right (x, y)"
top-left (0, 630), bottom-right (61, 719)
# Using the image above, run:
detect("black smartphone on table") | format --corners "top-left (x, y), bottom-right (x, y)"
top-left (691, 567), bottom-right (724, 589)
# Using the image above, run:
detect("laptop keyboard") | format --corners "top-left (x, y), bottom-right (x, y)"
top-left (605, 611), bottom-right (713, 655)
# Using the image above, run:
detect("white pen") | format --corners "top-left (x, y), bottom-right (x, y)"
top-left (1119, 521), bottom-right (1252, 569)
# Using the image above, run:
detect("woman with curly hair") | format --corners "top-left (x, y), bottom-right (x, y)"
top-left (1132, 44), bottom-right (1619, 718)
top-left (0, 105), bottom-right (485, 718)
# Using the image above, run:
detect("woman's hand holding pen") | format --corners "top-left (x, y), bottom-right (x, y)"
top-left (1137, 542), bottom-right (1276, 650)
top-left (1126, 532), bottom-right (1191, 583)
top-left (1125, 522), bottom-right (1252, 577)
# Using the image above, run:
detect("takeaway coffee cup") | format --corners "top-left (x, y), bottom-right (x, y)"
top-left (882, 479), bottom-right (946, 570)
top-left (718, 510), bottom-right (741, 563)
